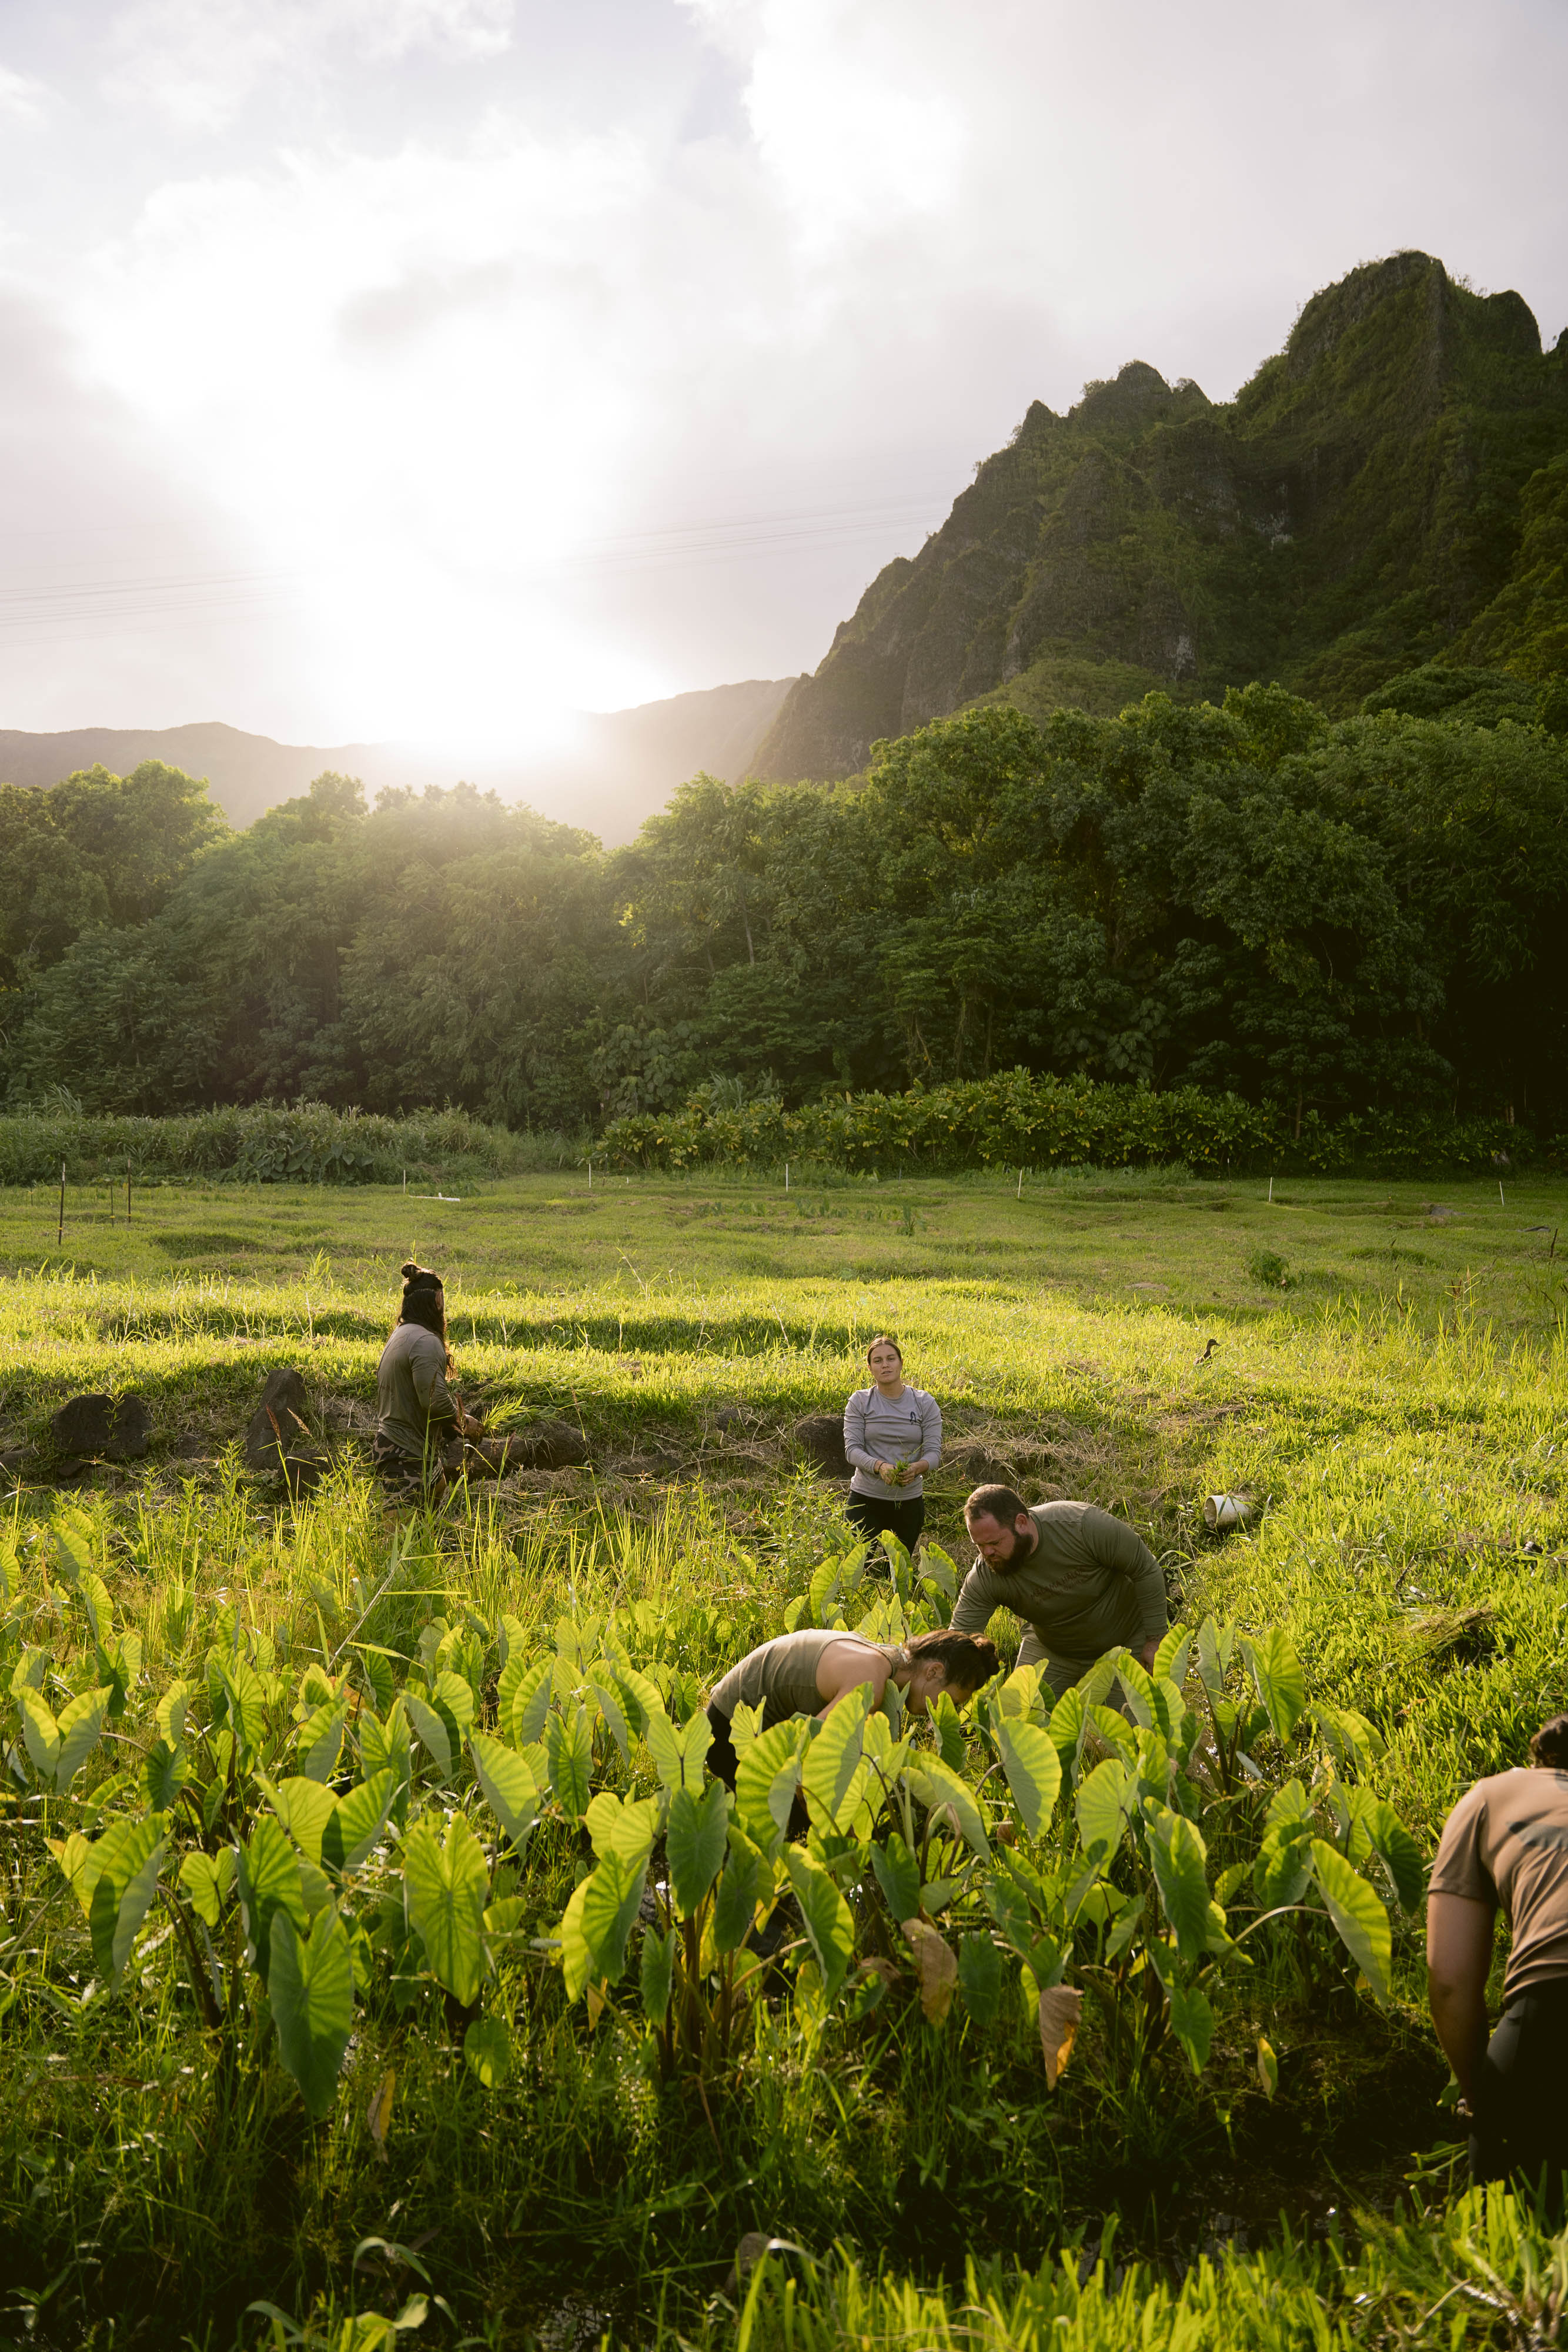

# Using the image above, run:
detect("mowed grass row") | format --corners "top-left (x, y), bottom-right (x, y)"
top-left (1, 1172), bottom-right (1566, 2347)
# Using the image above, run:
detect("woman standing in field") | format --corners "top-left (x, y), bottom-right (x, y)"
top-left (373, 1260), bottom-right (490, 1500)
top-left (1427, 1711), bottom-right (1568, 2202)
top-left (842, 1335), bottom-right (942, 1556)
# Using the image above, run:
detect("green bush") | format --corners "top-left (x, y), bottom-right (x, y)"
top-left (0, 1101), bottom-right (581, 1188)
top-left (597, 1070), bottom-right (1539, 1180)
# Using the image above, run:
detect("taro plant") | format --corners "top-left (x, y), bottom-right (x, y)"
top-left (1, 1507), bottom-right (1424, 2129)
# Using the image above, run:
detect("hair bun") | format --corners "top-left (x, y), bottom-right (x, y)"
top-left (400, 1261), bottom-right (419, 1280)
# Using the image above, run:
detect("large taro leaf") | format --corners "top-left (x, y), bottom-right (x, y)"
top-left (1254, 1823), bottom-right (1314, 1908)
top-left (1146, 1808), bottom-right (1211, 1964)
top-left (238, 1814), bottom-right (309, 1986)
top-left (957, 1932), bottom-right (1004, 2023)
top-left (1154, 1623), bottom-right (1194, 1691)
top-left (1112, 1650), bottom-right (1156, 1729)
top-left (505, 1656), bottom-right (555, 1748)
top-left (667, 1778), bottom-right (730, 1917)
top-left (908, 1755), bottom-right (990, 1860)
top-left (1074, 1757), bottom-right (1133, 1863)
top-left (1240, 1628), bottom-right (1306, 1745)
top-left (991, 1714), bottom-right (1061, 1840)
top-left (579, 1798), bottom-right (660, 1989)
top-left (266, 1775), bottom-right (338, 1864)
top-left (269, 1906), bottom-right (354, 2121)
top-left (869, 1832), bottom-right (922, 1925)
top-left (20, 1685), bottom-right (111, 1792)
top-left (82, 1813), bottom-right (168, 1980)
top-left (1311, 1839), bottom-right (1392, 1999)
top-left (784, 1845), bottom-right (854, 2006)
top-left (640, 1925), bottom-right (678, 2022)
top-left (469, 1732), bottom-right (541, 1856)
top-left (1355, 1796), bottom-right (1423, 1915)
top-left (296, 1698), bottom-right (349, 1785)
top-left (643, 1706), bottom-right (712, 1793)
top-left (179, 1846), bottom-right (236, 1927)
top-left (1167, 1979), bottom-right (1215, 2075)
top-left (322, 1769), bottom-right (397, 1875)
top-left (735, 1719), bottom-right (807, 1852)
top-left (403, 1812), bottom-right (489, 2006)
top-left (802, 1684), bottom-right (871, 1832)
top-left (546, 1703), bottom-right (594, 1823)
top-left (712, 1826), bottom-right (773, 1954)
top-left (1195, 1616), bottom-right (1235, 1699)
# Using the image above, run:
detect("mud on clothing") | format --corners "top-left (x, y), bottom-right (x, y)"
top-left (950, 1499), bottom-right (1166, 1696)
top-left (843, 1385), bottom-right (942, 1501)
top-left (375, 1322), bottom-right (458, 1462)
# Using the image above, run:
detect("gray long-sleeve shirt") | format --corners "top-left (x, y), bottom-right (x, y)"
top-left (376, 1322), bottom-right (459, 1459)
top-left (843, 1384), bottom-right (942, 1499)
top-left (950, 1501), bottom-right (1167, 1666)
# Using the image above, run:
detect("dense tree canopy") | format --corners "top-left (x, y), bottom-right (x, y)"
top-left (4, 687), bottom-right (1567, 1131)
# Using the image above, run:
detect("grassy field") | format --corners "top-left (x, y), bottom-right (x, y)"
top-left (1, 1167), bottom-right (1566, 2350)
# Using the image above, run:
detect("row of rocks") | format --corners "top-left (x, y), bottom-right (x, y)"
top-left (35, 1373), bottom-right (589, 1491)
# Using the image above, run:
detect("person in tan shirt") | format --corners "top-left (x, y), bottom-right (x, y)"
top-left (1427, 1712), bottom-right (1568, 2196)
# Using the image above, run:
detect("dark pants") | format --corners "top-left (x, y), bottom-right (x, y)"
top-left (847, 1493), bottom-right (925, 1552)
top-left (1470, 1979), bottom-right (1568, 2207)
top-left (707, 1703), bottom-right (740, 1792)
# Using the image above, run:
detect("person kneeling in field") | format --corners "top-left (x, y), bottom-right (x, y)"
top-left (373, 1261), bottom-right (511, 1501)
top-left (704, 1626), bottom-right (999, 1792)
top-left (950, 1483), bottom-right (1168, 1700)
top-left (1427, 1711), bottom-right (1568, 2206)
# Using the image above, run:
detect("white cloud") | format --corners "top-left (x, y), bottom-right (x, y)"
top-left (0, 0), bottom-right (1564, 753)
top-left (105, 0), bottom-right (516, 129)
top-left (0, 62), bottom-right (49, 118)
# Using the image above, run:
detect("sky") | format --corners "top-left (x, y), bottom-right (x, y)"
top-left (1, 0), bottom-right (1565, 759)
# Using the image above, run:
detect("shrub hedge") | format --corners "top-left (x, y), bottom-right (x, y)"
top-left (0, 1101), bottom-right (543, 1187)
top-left (596, 1070), bottom-right (1546, 1178)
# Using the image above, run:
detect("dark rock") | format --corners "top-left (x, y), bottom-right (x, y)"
top-left (50, 1392), bottom-right (152, 1460)
top-left (244, 1377), bottom-right (314, 1476)
top-left (794, 1414), bottom-right (851, 1478)
top-left (259, 1367), bottom-right (310, 1419)
top-left (282, 1451), bottom-right (330, 1495)
top-left (506, 1419), bottom-right (589, 1471)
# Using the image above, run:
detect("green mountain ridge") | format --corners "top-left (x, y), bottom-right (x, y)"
top-left (756, 251), bottom-right (1568, 779)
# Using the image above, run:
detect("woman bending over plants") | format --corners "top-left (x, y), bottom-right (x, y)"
top-left (842, 1334), bottom-right (942, 1556)
top-left (703, 1625), bottom-right (998, 1792)
top-left (372, 1260), bottom-right (506, 1502)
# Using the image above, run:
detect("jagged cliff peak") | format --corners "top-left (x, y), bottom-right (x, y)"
top-left (755, 251), bottom-right (1567, 781)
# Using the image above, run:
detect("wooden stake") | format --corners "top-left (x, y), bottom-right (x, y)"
top-left (58, 1158), bottom-right (65, 1246)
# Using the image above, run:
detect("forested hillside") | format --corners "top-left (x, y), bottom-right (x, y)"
top-left (758, 252), bottom-right (1568, 779)
top-left (5, 682), bottom-right (1566, 1135)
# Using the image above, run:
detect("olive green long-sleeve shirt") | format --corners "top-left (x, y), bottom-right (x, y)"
top-left (950, 1501), bottom-right (1166, 1686)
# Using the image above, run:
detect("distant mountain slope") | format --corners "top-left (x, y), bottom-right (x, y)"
top-left (0, 677), bottom-right (792, 841)
top-left (0, 721), bottom-right (382, 831)
top-left (756, 251), bottom-right (1568, 780)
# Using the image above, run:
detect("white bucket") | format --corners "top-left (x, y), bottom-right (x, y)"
top-left (1204, 1492), bottom-right (1255, 1531)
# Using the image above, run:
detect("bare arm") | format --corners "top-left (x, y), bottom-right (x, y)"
top-left (1426, 1891), bottom-right (1495, 2102)
top-left (815, 1640), bottom-right (893, 1715)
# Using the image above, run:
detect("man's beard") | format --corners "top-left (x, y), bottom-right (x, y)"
top-left (992, 1526), bottom-right (1037, 1574)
